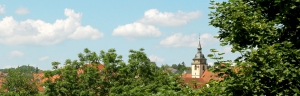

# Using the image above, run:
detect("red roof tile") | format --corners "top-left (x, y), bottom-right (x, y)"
top-left (182, 78), bottom-right (206, 89)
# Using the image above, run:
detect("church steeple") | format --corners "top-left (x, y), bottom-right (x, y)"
top-left (191, 34), bottom-right (208, 78)
top-left (193, 35), bottom-right (206, 60)
top-left (197, 36), bottom-right (202, 53)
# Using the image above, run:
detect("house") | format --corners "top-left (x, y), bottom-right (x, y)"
top-left (167, 68), bottom-right (179, 74)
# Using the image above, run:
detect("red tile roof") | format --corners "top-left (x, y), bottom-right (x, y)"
top-left (181, 69), bottom-right (225, 88)
top-left (181, 73), bottom-right (192, 78)
top-left (200, 70), bottom-right (223, 82)
top-left (182, 78), bottom-right (206, 89)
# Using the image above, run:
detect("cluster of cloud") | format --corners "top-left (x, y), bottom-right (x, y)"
top-left (160, 33), bottom-right (218, 48)
top-left (149, 55), bottom-right (165, 62)
top-left (0, 5), bottom-right (30, 15)
top-left (39, 56), bottom-right (49, 61)
top-left (112, 22), bottom-right (161, 40)
top-left (9, 51), bottom-right (24, 58)
top-left (0, 4), bottom-right (5, 14)
top-left (0, 8), bottom-right (104, 45)
top-left (112, 9), bottom-right (201, 40)
top-left (15, 6), bottom-right (29, 15)
top-left (138, 9), bottom-right (201, 26)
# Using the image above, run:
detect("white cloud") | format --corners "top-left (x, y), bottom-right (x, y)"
top-left (112, 22), bottom-right (161, 40)
top-left (68, 25), bottom-right (104, 40)
top-left (15, 7), bottom-right (29, 15)
top-left (149, 55), bottom-right (165, 62)
top-left (160, 33), bottom-right (218, 47)
top-left (39, 56), bottom-right (49, 61)
top-left (9, 51), bottom-right (24, 58)
top-left (138, 9), bottom-right (201, 26)
top-left (0, 8), bottom-right (104, 45)
top-left (0, 4), bottom-right (5, 14)
top-left (160, 33), bottom-right (196, 47)
top-left (112, 9), bottom-right (201, 39)
top-left (208, 62), bottom-right (214, 66)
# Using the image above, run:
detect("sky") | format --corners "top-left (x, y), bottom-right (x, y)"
top-left (0, 0), bottom-right (239, 70)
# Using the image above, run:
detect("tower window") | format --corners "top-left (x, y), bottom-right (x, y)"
top-left (194, 65), bottom-right (197, 70)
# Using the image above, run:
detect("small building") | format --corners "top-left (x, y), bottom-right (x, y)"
top-left (181, 35), bottom-right (221, 88)
top-left (191, 36), bottom-right (208, 78)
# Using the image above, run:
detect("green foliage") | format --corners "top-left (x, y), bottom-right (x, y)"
top-left (0, 66), bottom-right (39, 96)
top-left (43, 48), bottom-right (195, 95)
top-left (43, 48), bottom-right (102, 96)
top-left (160, 64), bottom-right (170, 70)
top-left (162, 62), bottom-right (188, 75)
top-left (206, 0), bottom-right (300, 95)
top-left (171, 64), bottom-right (178, 69)
top-left (0, 65), bottom-right (41, 73)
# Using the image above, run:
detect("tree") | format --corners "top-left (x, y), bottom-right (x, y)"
top-left (171, 64), bottom-right (178, 69)
top-left (161, 64), bottom-right (170, 70)
top-left (0, 65), bottom-right (41, 73)
top-left (177, 62), bottom-right (186, 75)
top-left (207, 65), bottom-right (212, 70)
top-left (35, 67), bottom-right (39, 73)
top-left (206, 0), bottom-right (300, 95)
top-left (0, 66), bottom-right (39, 96)
top-left (43, 48), bottom-right (102, 96)
top-left (43, 48), bottom-right (193, 95)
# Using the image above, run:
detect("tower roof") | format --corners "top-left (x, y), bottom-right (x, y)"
top-left (198, 36), bottom-right (202, 50)
top-left (193, 35), bottom-right (206, 60)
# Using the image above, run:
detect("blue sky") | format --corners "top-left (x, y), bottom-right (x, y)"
top-left (0, 0), bottom-right (238, 70)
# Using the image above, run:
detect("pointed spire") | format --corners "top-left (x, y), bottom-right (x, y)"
top-left (198, 36), bottom-right (201, 49)
top-left (197, 33), bottom-right (202, 51)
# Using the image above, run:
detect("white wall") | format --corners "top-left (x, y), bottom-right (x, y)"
top-left (192, 65), bottom-right (200, 78)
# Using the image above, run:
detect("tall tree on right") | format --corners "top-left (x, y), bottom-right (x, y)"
top-left (207, 0), bottom-right (300, 95)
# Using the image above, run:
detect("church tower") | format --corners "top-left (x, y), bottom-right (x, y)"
top-left (191, 36), bottom-right (207, 78)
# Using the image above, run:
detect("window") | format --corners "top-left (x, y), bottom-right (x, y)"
top-left (194, 65), bottom-right (197, 70)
